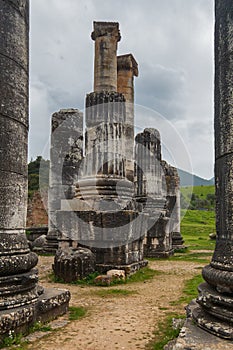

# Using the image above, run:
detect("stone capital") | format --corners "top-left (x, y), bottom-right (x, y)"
top-left (117, 54), bottom-right (139, 77)
top-left (91, 21), bottom-right (121, 42)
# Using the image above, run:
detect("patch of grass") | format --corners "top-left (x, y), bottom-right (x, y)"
top-left (127, 267), bottom-right (162, 283)
top-left (173, 247), bottom-right (188, 254)
top-left (74, 272), bottom-right (100, 285)
top-left (49, 267), bottom-right (161, 287)
top-left (49, 271), bottom-right (101, 285)
top-left (94, 288), bottom-right (137, 298)
top-left (38, 252), bottom-right (54, 257)
top-left (180, 209), bottom-right (216, 253)
top-left (29, 321), bottom-right (52, 333)
top-left (0, 332), bottom-right (24, 349)
top-left (170, 251), bottom-right (212, 264)
top-left (69, 306), bottom-right (87, 321)
top-left (181, 209), bottom-right (215, 226)
top-left (171, 274), bottom-right (204, 306)
top-left (146, 314), bottom-right (185, 350)
top-left (0, 321), bottom-right (53, 349)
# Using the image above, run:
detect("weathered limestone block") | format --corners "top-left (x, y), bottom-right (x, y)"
top-left (53, 247), bottom-right (96, 283)
top-left (190, 0), bottom-right (233, 340)
top-left (55, 207), bottom-right (148, 276)
top-left (91, 22), bottom-right (121, 92)
top-left (107, 269), bottom-right (125, 281)
top-left (56, 210), bottom-right (147, 247)
top-left (31, 234), bottom-right (47, 252)
top-left (94, 275), bottom-right (112, 286)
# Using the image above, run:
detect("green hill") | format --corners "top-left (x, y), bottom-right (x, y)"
top-left (28, 156), bottom-right (49, 198)
top-left (181, 185), bottom-right (215, 211)
top-left (178, 168), bottom-right (214, 187)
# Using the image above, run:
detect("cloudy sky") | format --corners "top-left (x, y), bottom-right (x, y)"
top-left (29, 0), bottom-right (215, 179)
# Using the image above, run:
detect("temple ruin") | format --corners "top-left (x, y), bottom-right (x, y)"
top-left (50, 21), bottom-right (183, 281)
top-left (0, 0), bottom-right (70, 339)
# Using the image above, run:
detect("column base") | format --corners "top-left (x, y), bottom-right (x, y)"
top-left (45, 232), bottom-right (59, 253)
top-left (0, 287), bottom-right (70, 340)
top-left (167, 315), bottom-right (233, 349)
top-left (172, 231), bottom-right (185, 251)
top-left (96, 259), bottom-right (148, 276)
top-left (189, 283), bottom-right (233, 339)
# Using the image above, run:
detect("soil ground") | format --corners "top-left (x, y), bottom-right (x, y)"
top-left (26, 256), bottom-right (206, 350)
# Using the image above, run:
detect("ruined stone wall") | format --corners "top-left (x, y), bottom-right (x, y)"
top-left (27, 191), bottom-right (48, 228)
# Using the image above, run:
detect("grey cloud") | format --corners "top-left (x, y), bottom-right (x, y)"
top-left (136, 63), bottom-right (186, 119)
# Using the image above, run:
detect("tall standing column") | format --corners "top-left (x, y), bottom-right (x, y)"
top-left (0, 0), bottom-right (39, 308)
top-left (0, 0), bottom-right (70, 337)
top-left (76, 22), bottom-right (134, 209)
top-left (191, 0), bottom-right (233, 339)
top-left (117, 54), bottom-right (138, 181)
top-left (92, 21), bottom-right (121, 92)
top-left (46, 109), bottom-right (83, 252)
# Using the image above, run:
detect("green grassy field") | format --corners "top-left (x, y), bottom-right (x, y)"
top-left (181, 208), bottom-right (215, 251)
top-left (171, 209), bottom-right (216, 263)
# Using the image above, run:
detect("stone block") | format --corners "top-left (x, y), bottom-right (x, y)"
top-left (53, 247), bottom-right (96, 283)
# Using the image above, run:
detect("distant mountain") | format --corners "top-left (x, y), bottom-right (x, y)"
top-left (178, 168), bottom-right (214, 187)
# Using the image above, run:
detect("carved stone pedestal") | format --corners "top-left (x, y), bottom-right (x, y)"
top-left (55, 208), bottom-right (148, 278)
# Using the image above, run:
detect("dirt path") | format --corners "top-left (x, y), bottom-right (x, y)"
top-left (26, 256), bottom-right (205, 350)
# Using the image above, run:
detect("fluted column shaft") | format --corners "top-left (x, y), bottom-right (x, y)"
top-left (0, 0), bottom-right (38, 309)
top-left (202, 0), bottom-right (233, 293)
top-left (135, 128), bottom-right (162, 199)
top-left (191, 1), bottom-right (233, 340)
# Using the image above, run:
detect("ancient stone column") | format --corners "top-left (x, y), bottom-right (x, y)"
top-left (191, 0), bottom-right (233, 339)
top-left (0, 0), bottom-right (39, 312)
top-left (117, 54), bottom-right (138, 181)
top-left (135, 129), bottom-right (173, 257)
top-left (46, 109), bottom-right (83, 252)
top-left (92, 22), bottom-right (121, 92)
top-left (0, 1), bottom-right (70, 337)
top-left (135, 128), bottom-right (163, 203)
top-left (162, 163), bottom-right (184, 250)
top-left (76, 23), bottom-right (134, 210)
